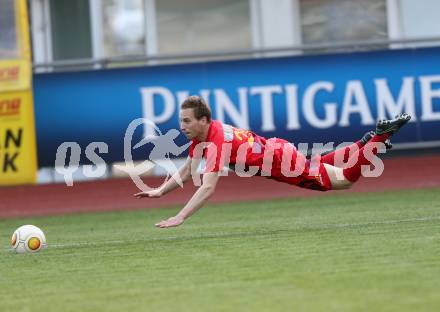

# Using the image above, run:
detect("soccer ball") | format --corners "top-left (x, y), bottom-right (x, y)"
top-left (11, 225), bottom-right (47, 254)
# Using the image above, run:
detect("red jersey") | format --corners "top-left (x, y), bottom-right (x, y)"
top-left (188, 120), bottom-right (331, 191)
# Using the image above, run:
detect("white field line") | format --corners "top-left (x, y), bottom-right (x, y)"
top-left (2, 215), bottom-right (440, 253)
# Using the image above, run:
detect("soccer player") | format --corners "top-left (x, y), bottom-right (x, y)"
top-left (134, 96), bottom-right (411, 228)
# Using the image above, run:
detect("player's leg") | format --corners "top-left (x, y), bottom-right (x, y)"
top-left (320, 131), bottom-right (375, 165)
top-left (319, 131), bottom-right (394, 166)
top-left (323, 135), bottom-right (389, 189)
top-left (341, 113), bottom-right (411, 183)
top-left (323, 163), bottom-right (353, 189)
top-left (325, 113), bottom-right (411, 187)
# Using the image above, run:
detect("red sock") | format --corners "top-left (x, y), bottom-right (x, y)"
top-left (321, 140), bottom-right (364, 166)
top-left (342, 134), bottom-right (390, 182)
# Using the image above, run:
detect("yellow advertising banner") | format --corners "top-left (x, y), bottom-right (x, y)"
top-left (0, 60), bottom-right (31, 92)
top-left (0, 90), bottom-right (37, 185)
top-left (0, 0), bottom-right (37, 185)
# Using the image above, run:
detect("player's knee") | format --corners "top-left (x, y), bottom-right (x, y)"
top-left (324, 164), bottom-right (353, 190)
top-left (339, 181), bottom-right (353, 190)
top-left (331, 182), bottom-right (352, 190)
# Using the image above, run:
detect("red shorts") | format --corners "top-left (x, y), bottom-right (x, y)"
top-left (269, 161), bottom-right (332, 191)
top-left (265, 139), bottom-right (332, 191)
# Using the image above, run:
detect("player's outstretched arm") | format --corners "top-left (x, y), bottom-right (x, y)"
top-left (155, 172), bottom-right (220, 228)
top-left (134, 157), bottom-right (192, 199)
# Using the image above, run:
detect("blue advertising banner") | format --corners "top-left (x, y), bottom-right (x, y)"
top-left (33, 47), bottom-right (440, 167)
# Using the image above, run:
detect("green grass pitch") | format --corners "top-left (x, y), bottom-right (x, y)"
top-left (1, 188), bottom-right (440, 312)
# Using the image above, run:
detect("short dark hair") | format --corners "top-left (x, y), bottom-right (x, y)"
top-left (181, 96), bottom-right (212, 122)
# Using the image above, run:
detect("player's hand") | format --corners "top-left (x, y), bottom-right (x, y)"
top-left (155, 216), bottom-right (184, 228)
top-left (134, 189), bottom-right (163, 198)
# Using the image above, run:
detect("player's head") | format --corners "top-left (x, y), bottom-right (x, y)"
top-left (180, 96), bottom-right (211, 139)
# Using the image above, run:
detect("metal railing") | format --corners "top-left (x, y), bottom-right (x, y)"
top-left (32, 36), bottom-right (440, 72)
